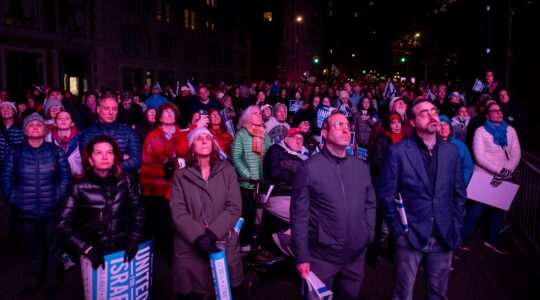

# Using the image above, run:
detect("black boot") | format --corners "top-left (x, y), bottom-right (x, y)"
top-left (20, 277), bottom-right (45, 298)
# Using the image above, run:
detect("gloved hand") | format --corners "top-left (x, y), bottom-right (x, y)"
top-left (490, 176), bottom-right (504, 187)
top-left (499, 168), bottom-right (513, 180)
top-left (124, 240), bottom-right (139, 263)
top-left (193, 230), bottom-right (220, 256)
top-left (85, 247), bottom-right (105, 269)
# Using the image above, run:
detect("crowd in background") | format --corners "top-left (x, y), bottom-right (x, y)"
top-left (0, 70), bottom-right (525, 299)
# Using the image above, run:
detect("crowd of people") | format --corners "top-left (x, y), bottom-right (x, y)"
top-left (0, 69), bottom-right (525, 299)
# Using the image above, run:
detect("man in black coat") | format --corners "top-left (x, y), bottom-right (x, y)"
top-left (291, 111), bottom-right (376, 299)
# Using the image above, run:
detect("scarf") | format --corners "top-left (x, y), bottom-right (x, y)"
top-left (245, 125), bottom-right (266, 156)
top-left (278, 141), bottom-right (309, 161)
top-left (384, 130), bottom-right (404, 144)
top-left (52, 127), bottom-right (79, 152)
top-left (483, 119), bottom-right (508, 146)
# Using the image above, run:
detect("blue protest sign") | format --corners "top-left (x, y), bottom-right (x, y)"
top-left (81, 240), bottom-right (154, 300)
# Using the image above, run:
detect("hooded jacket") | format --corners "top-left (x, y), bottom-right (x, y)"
top-left (439, 115), bottom-right (473, 185)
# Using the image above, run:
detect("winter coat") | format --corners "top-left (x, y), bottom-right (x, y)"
top-left (291, 147), bottom-right (377, 265)
top-left (140, 126), bottom-right (185, 197)
top-left (231, 128), bottom-right (271, 189)
top-left (169, 160), bottom-right (243, 297)
top-left (0, 124), bottom-right (24, 165)
top-left (1, 142), bottom-right (71, 220)
top-left (352, 112), bottom-right (375, 148)
top-left (0, 189), bottom-right (10, 234)
top-left (57, 170), bottom-right (147, 254)
top-left (263, 143), bottom-right (306, 196)
top-left (439, 115), bottom-right (473, 185)
top-left (144, 94), bottom-right (169, 110)
top-left (79, 121), bottom-right (142, 172)
top-left (472, 125), bottom-right (521, 175)
top-left (118, 104), bottom-right (145, 128)
top-left (209, 127), bottom-right (234, 156)
top-left (137, 121), bottom-right (158, 144)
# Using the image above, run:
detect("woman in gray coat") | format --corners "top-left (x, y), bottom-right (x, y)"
top-left (170, 127), bottom-right (244, 299)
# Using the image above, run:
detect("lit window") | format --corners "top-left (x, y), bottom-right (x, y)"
top-left (205, 20), bottom-right (209, 29)
top-left (328, 10), bottom-right (333, 16)
top-left (263, 12), bottom-right (272, 22)
top-left (211, 22), bottom-right (215, 31)
top-left (184, 9), bottom-right (189, 28)
top-left (329, 0), bottom-right (333, 7)
top-left (156, 1), bottom-right (162, 21)
top-left (190, 11), bottom-right (196, 30)
top-left (164, 2), bottom-right (170, 22)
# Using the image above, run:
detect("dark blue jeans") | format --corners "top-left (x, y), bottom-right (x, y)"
top-left (392, 234), bottom-right (452, 300)
top-left (461, 201), bottom-right (504, 245)
top-left (16, 217), bottom-right (62, 279)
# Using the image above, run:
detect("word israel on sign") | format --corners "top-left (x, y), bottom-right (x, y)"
top-left (81, 240), bottom-right (154, 300)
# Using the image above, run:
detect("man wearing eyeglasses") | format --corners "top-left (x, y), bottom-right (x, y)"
top-left (291, 111), bottom-right (376, 299)
top-left (377, 99), bottom-right (467, 299)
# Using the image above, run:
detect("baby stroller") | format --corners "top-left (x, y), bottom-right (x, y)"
top-left (238, 178), bottom-right (293, 296)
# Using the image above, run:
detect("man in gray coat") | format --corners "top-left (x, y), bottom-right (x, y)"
top-left (291, 111), bottom-right (376, 299)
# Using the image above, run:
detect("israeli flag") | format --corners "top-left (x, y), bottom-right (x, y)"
top-left (187, 79), bottom-right (197, 96)
top-left (426, 89), bottom-right (436, 101)
top-left (395, 193), bottom-right (409, 232)
top-left (383, 79), bottom-right (397, 99)
top-left (472, 78), bottom-right (484, 92)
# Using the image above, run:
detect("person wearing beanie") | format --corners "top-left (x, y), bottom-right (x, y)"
top-left (1, 112), bottom-right (71, 298)
top-left (169, 120), bottom-right (243, 299)
top-left (367, 96), bottom-right (413, 158)
top-left (0, 101), bottom-right (24, 165)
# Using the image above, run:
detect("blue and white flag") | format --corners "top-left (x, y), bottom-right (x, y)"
top-left (472, 78), bottom-right (484, 93)
top-left (395, 193), bottom-right (409, 232)
top-left (426, 89), bottom-right (436, 101)
top-left (187, 79), bottom-right (197, 96)
top-left (383, 79), bottom-right (398, 99)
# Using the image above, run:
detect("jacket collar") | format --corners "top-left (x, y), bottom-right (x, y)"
top-left (184, 161), bottom-right (226, 189)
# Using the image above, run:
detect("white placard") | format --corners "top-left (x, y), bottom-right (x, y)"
top-left (466, 171), bottom-right (520, 211)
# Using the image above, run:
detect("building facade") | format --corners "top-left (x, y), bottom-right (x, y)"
top-left (0, 0), bottom-right (251, 97)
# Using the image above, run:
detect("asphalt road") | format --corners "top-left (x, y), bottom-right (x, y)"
top-left (0, 229), bottom-right (539, 300)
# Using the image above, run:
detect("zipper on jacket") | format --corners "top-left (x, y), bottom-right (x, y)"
top-left (336, 162), bottom-right (350, 249)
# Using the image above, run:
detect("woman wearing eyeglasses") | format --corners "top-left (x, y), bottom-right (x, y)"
top-left (461, 102), bottom-right (521, 254)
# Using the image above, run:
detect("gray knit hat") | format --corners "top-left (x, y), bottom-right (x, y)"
top-left (43, 99), bottom-right (64, 116)
top-left (0, 101), bottom-right (17, 113)
top-left (187, 126), bottom-right (214, 148)
top-left (23, 113), bottom-right (46, 130)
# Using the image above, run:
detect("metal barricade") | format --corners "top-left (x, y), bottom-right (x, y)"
top-left (508, 152), bottom-right (540, 256)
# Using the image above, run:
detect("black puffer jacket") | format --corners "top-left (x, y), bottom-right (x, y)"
top-left (57, 170), bottom-right (147, 255)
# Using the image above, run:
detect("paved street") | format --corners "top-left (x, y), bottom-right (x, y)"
top-left (1, 228), bottom-right (539, 300)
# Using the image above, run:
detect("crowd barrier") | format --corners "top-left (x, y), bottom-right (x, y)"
top-left (508, 151), bottom-right (540, 256)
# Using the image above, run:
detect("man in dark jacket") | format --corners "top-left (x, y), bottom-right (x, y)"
top-left (264, 128), bottom-right (309, 255)
top-left (377, 100), bottom-right (466, 299)
top-left (0, 113), bottom-right (71, 298)
top-left (291, 111), bottom-right (376, 299)
top-left (79, 94), bottom-right (142, 172)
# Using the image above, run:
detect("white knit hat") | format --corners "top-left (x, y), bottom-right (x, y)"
top-left (187, 127), bottom-right (214, 147)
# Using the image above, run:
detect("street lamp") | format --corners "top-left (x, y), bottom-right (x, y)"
top-left (414, 32), bottom-right (421, 38)
top-left (296, 15), bottom-right (303, 23)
